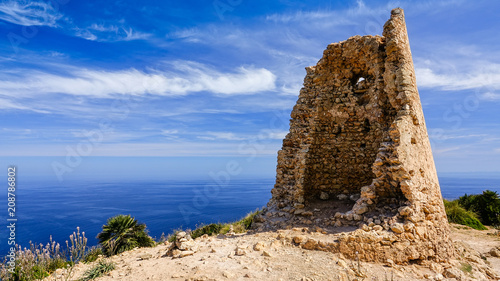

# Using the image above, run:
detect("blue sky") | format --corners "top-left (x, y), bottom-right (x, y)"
top-left (0, 0), bottom-right (499, 182)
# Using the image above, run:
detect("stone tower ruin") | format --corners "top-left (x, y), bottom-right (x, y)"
top-left (256, 8), bottom-right (455, 264)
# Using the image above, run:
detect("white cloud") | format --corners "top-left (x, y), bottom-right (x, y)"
top-left (433, 146), bottom-right (461, 155)
top-left (479, 92), bottom-right (500, 101)
top-left (259, 130), bottom-right (288, 140)
top-left (0, 61), bottom-right (276, 98)
top-left (74, 23), bottom-right (151, 42)
top-left (0, 97), bottom-right (49, 113)
top-left (0, 0), bottom-right (62, 27)
top-left (161, 129), bottom-right (179, 135)
top-left (122, 27), bottom-right (150, 41)
top-left (198, 130), bottom-right (288, 142)
top-left (0, 142), bottom-right (280, 157)
top-left (415, 63), bottom-right (500, 91)
top-left (198, 132), bottom-right (245, 141)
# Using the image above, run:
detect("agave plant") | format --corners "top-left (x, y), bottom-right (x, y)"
top-left (97, 215), bottom-right (154, 256)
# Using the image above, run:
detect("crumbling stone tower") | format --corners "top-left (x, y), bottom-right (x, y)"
top-left (257, 8), bottom-right (455, 263)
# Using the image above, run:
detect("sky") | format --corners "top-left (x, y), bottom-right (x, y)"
top-left (0, 0), bottom-right (499, 182)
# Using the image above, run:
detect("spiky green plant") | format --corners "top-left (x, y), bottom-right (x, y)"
top-left (97, 215), bottom-right (154, 256)
top-left (79, 260), bottom-right (115, 281)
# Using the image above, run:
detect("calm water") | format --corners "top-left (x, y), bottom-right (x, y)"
top-left (1, 177), bottom-right (499, 256)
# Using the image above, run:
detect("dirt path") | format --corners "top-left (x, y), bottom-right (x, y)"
top-left (44, 225), bottom-right (500, 281)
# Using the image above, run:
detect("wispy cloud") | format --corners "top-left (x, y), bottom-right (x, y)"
top-left (198, 132), bottom-right (245, 141)
top-left (0, 97), bottom-right (49, 113)
top-left (198, 130), bottom-right (288, 142)
top-left (0, 142), bottom-right (280, 157)
top-left (74, 23), bottom-right (152, 42)
top-left (416, 64), bottom-right (500, 91)
top-left (0, 61), bottom-right (276, 98)
top-left (479, 92), bottom-right (500, 101)
top-left (0, 0), bottom-right (63, 27)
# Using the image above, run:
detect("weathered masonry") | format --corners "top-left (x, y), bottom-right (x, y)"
top-left (255, 8), bottom-right (455, 264)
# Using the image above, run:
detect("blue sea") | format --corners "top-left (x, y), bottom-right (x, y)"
top-left (1, 177), bottom-right (499, 256)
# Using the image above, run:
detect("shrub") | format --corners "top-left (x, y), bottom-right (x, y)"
top-left (457, 190), bottom-right (500, 226)
top-left (0, 228), bottom-right (88, 281)
top-left (191, 223), bottom-right (224, 239)
top-left (444, 200), bottom-right (487, 230)
top-left (83, 247), bottom-right (103, 263)
top-left (97, 215), bottom-right (155, 256)
top-left (187, 209), bottom-right (261, 239)
top-left (79, 259), bottom-right (115, 281)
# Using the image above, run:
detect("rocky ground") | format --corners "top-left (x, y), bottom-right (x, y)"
top-left (44, 224), bottom-right (500, 281)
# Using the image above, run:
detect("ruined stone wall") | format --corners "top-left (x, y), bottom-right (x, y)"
top-left (257, 8), bottom-right (455, 264)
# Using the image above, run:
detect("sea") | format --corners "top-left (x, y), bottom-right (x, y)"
top-left (1, 176), bottom-right (499, 256)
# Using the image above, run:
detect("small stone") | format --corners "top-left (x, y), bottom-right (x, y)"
top-left (253, 242), bottom-right (266, 251)
top-left (138, 253), bottom-right (152, 260)
top-left (353, 204), bottom-right (369, 215)
top-left (179, 250), bottom-right (194, 258)
top-left (361, 224), bottom-right (370, 232)
top-left (337, 194), bottom-right (348, 200)
top-left (337, 259), bottom-right (348, 268)
top-left (398, 206), bottom-right (413, 216)
top-left (443, 267), bottom-right (463, 279)
top-left (434, 273), bottom-right (444, 280)
top-left (293, 235), bottom-right (305, 244)
top-left (294, 209), bottom-right (305, 215)
top-left (170, 249), bottom-right (181, 257)
top-left (490, 248), bottom-right (500, 257)
top-left (373, 225), bottom-right (383, 231)
top-left (320, 192), bottom-right (329, 200)
top-left (294, 203), bottom-right (305, 209)
top-left (235, 247), bottom-right (247, 256)
top-left (262, 250), bottom-right (272, 257)
top-left (390, 223), bottom-right (404, 234)
top-left (404, 222), bottom-right (415, 231)
top-left (222, 271), bottom-right (234, 278)
top-left (302, 211), bottom-right (313, 217)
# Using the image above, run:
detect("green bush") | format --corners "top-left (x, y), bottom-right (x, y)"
top-left (457, 190), bottom-right (500, 226)
top-left (83, 247), bottom-right (103, 263)
top-left (187, 209), bottom-right (261, 239)
top-left (191, 223), bottom-right (224, 239)
top-left (97, 215), bottom-right (155, 256)
top-left (444, 200), bottom-right (487, 230)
